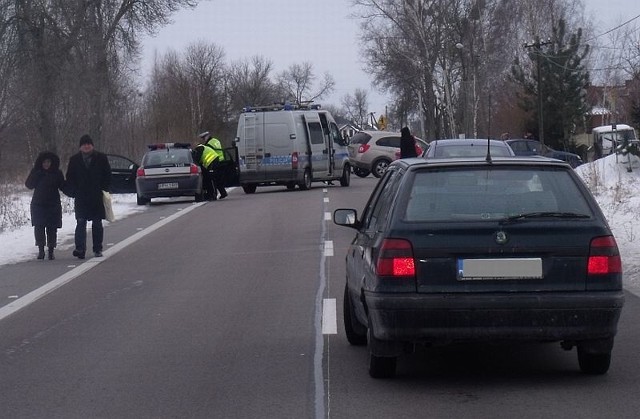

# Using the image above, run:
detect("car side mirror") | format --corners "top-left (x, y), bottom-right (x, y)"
top-left (334, 209), bottom-right (360, 229)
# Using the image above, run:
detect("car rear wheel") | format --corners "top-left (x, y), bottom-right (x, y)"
top-left (353, 167), bottom-right (370, 178)
top-left (339, 165), bottom-right (351, 187)
top-left (242, 184), bottom-right (257, 194)
top-left (343, 285), bottom-right (367, 346)
top-left (578, 347), bottom-right (611, 375)
top-left (372, 159), bottom-right (391, 178)
top-left (136, 195), bottom-right (149, 205)
top-left (299, 168), bottom-right (312, 190)
top-left (369, 353), bottom-right (397, 378)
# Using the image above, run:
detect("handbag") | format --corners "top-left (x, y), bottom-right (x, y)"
top-left (102, 191), bottom-right (116, 222)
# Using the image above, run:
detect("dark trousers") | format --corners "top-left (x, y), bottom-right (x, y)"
top-left (34, 226), bottom-right (58, 248)
top-left (209, 161), bottom-right (227, 197)
top-left (75, 218), bottom-right (104, 253)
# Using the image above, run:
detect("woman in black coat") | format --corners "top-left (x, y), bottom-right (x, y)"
top-left (400, 126), bottom-right (418, 158)
top-left (25, 151), bottom-right (65, 260)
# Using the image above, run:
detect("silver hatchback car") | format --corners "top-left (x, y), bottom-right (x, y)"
top-left (348, 130), bottom-right (427, 178)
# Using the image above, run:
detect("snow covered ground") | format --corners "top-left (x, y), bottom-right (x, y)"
top-left (1, 154), bottom-right (639, 295)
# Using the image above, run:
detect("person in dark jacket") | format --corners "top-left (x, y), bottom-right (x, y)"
top-left (400, 126), bottom-right (418, 158)
top-left (65, 134), bottom-right (111, 259)
top-left (25, 151), bottom-right (65, 260)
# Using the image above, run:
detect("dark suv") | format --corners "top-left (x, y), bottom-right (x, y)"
top-left (334, 155), bottom-right (624, 378)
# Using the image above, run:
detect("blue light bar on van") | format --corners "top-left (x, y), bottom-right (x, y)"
top-left (242, 103), bottom-right (322, 113)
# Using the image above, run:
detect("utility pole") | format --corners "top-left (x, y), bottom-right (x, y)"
top-left (524, 36), bottom-right (552, 146)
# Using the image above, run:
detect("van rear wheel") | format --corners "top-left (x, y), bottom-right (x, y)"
top-left (299, 169), bottom-right (312, 190)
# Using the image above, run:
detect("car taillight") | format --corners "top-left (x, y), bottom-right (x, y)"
top-left (358, 144), bottom-right (370, 153)
top-left (588, 236), bottom-right (622, 275)
top-left (190, 164), bottom-right (200, 174)
top-left (376, 238), bottom-right (415, 277)
top-left (136, 167), bottom-right (145, 177)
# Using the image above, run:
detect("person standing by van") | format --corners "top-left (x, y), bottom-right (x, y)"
top-left (25, 151), bottom-right (65, 260)
top-left (65, 134), bottom-right (111, 259)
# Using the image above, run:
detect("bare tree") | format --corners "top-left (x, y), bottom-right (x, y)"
top-left (276, 62), bottom-right (335, 105)
top-left (342, 88), bottom-right (370, 129)
top-left (228, 56), bottom-right (279, 110)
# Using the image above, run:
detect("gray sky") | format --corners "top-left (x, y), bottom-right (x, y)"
top-left (141, 0), bottom-right (640, 117)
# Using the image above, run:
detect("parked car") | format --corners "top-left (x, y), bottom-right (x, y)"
top-left (334, 154), bottom-right (624, 378)
top-left (348, 130), bottom-right (428, 178)
top-left (106, 154), bottom-right (139, 194)
top-left (135, 143), bottom-right (204, 205)
top-left (422, 138), bottom-right (515, 158)
top-left (506, 138), bottom-right (583, 168)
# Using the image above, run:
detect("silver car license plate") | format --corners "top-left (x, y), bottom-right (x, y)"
top-left (158, 182), bottom-right (179, 190)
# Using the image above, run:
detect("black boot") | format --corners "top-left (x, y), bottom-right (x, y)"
top-left (48, 247), bottom-right (55, 260)
top-left (37, 246), bottom-right (45, 260)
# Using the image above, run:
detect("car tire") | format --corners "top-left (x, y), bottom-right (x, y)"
top-left (242, 184), bottom-right (257, 194)
top-left (339, 165), bottom-right (351, 187)
top-left (353, 167), bottom-right (370, 178)
top-left (299, 168), bottom-right (312, 190)
top-left (369, 353), bottom-right (397, 379)
top-left (577, 347), bottom-right (611, 375)
top-left (343, 284), bottom-right (367, 346)
top-left (372, 159), bottom-right (391, 178)
top-left (136, 195), bottom-right (149, 205)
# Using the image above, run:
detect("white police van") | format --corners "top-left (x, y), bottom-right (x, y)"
top-left (234, 102), bottom-right (351, 193)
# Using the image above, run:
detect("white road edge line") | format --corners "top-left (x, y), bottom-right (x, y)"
top-left (322, 298), bottom-right (337, 334)
top-left (0, 202), bottom-right (206, 322)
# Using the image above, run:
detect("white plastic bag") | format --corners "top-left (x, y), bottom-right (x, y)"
top-left (103, 191), bottom-right (116, 222)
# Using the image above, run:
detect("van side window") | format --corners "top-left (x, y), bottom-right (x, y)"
top-left (308, 122), bottom-right (324, 145)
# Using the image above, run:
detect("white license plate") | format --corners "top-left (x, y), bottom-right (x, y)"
top-left (158, 182), bottom-right (179, 190)
top-left (457, 258), bottom-right (542, 280)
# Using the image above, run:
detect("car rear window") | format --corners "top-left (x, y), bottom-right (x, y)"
top-left (143, 149), bottom-right (192, 167)
top-left (431, 144), bottom-right (512, 157)
top-left (403, 167), bottom-right (594, 222)
top-left (349, 132), bottom-right (372, 145)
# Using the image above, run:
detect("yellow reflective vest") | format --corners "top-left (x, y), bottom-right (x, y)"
top-left (197, 144), bottom-right (217, 168)
top-left (206, 137), bottom-right (225, 161)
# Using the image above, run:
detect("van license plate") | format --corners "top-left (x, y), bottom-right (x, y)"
top-left (158, 182), bottom-right (178, 190)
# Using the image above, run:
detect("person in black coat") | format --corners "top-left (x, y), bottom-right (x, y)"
top-left (400, 126), bottom-right (418, 158)
top-left (25, 151), bottom-right (65, 260)
top-left (65, 134), bottom-right (111, 259)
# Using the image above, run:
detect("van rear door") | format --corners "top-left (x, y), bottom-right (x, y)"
top-left (303, 112), bottom-right (331, 179)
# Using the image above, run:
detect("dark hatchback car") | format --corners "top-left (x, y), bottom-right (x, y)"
top-left (334, 156), bottom-right (624, 378)
top-left (107, 154), bottom-right (139, 194)
top-left (506, 138), bottom-right (583, 168)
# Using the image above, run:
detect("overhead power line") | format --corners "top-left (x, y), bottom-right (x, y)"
top-left (586, 13), bottom-right (640, 42)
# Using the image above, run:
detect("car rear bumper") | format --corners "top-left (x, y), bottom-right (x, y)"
top-left (136, 175), bottom-right (202, 198)
top-left (365, 291), bottom-right (624, 344)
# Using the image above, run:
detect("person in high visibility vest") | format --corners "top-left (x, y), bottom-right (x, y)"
top-left (195, 131), bottom-right (228, 200)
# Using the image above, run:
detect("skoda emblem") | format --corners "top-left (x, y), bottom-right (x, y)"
top-left (164, 168), bottom-right (170, 173)
top-left (495, 231), bottom-right (508, 245)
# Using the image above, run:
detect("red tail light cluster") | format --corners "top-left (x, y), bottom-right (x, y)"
top-left (376, 239), bottom-right (415, 277)
top-left (588, 236), bottom-right (622, 275)
top-left (136, 167), bottom-right (145, 177)
top-left (358, 144), bottom-right (370, 154)
top-left (190, 164), bottom-right (200, 174)
top-left (292, 152), bottom-right (299, 169)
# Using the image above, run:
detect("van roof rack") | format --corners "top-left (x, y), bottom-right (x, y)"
top-left (242, 101), bottom-right (322, 113)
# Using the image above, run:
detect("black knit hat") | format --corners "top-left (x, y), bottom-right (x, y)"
top-left (79, 134), bottom-right (94, 146)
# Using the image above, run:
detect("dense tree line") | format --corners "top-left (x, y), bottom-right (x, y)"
top-left (1, 0), bottom-right (639, 182)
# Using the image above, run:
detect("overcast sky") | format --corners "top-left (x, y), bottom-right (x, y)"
top-left (140, 0), bottom-right (640, 116)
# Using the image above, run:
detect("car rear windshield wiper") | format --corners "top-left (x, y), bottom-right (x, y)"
top-left (500, 211), bottom-right (590, 224)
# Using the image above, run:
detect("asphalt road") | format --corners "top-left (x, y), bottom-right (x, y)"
top-left (1, 176), bottom-right (640, 418)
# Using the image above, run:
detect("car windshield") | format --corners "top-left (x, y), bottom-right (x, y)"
top-left (143, 149), bottom-right (191, 166)
top-left (403, 166), bottom-right (593, 222)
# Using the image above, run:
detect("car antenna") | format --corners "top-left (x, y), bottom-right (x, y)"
top-left (486, 137), bottom-right (493, 163)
